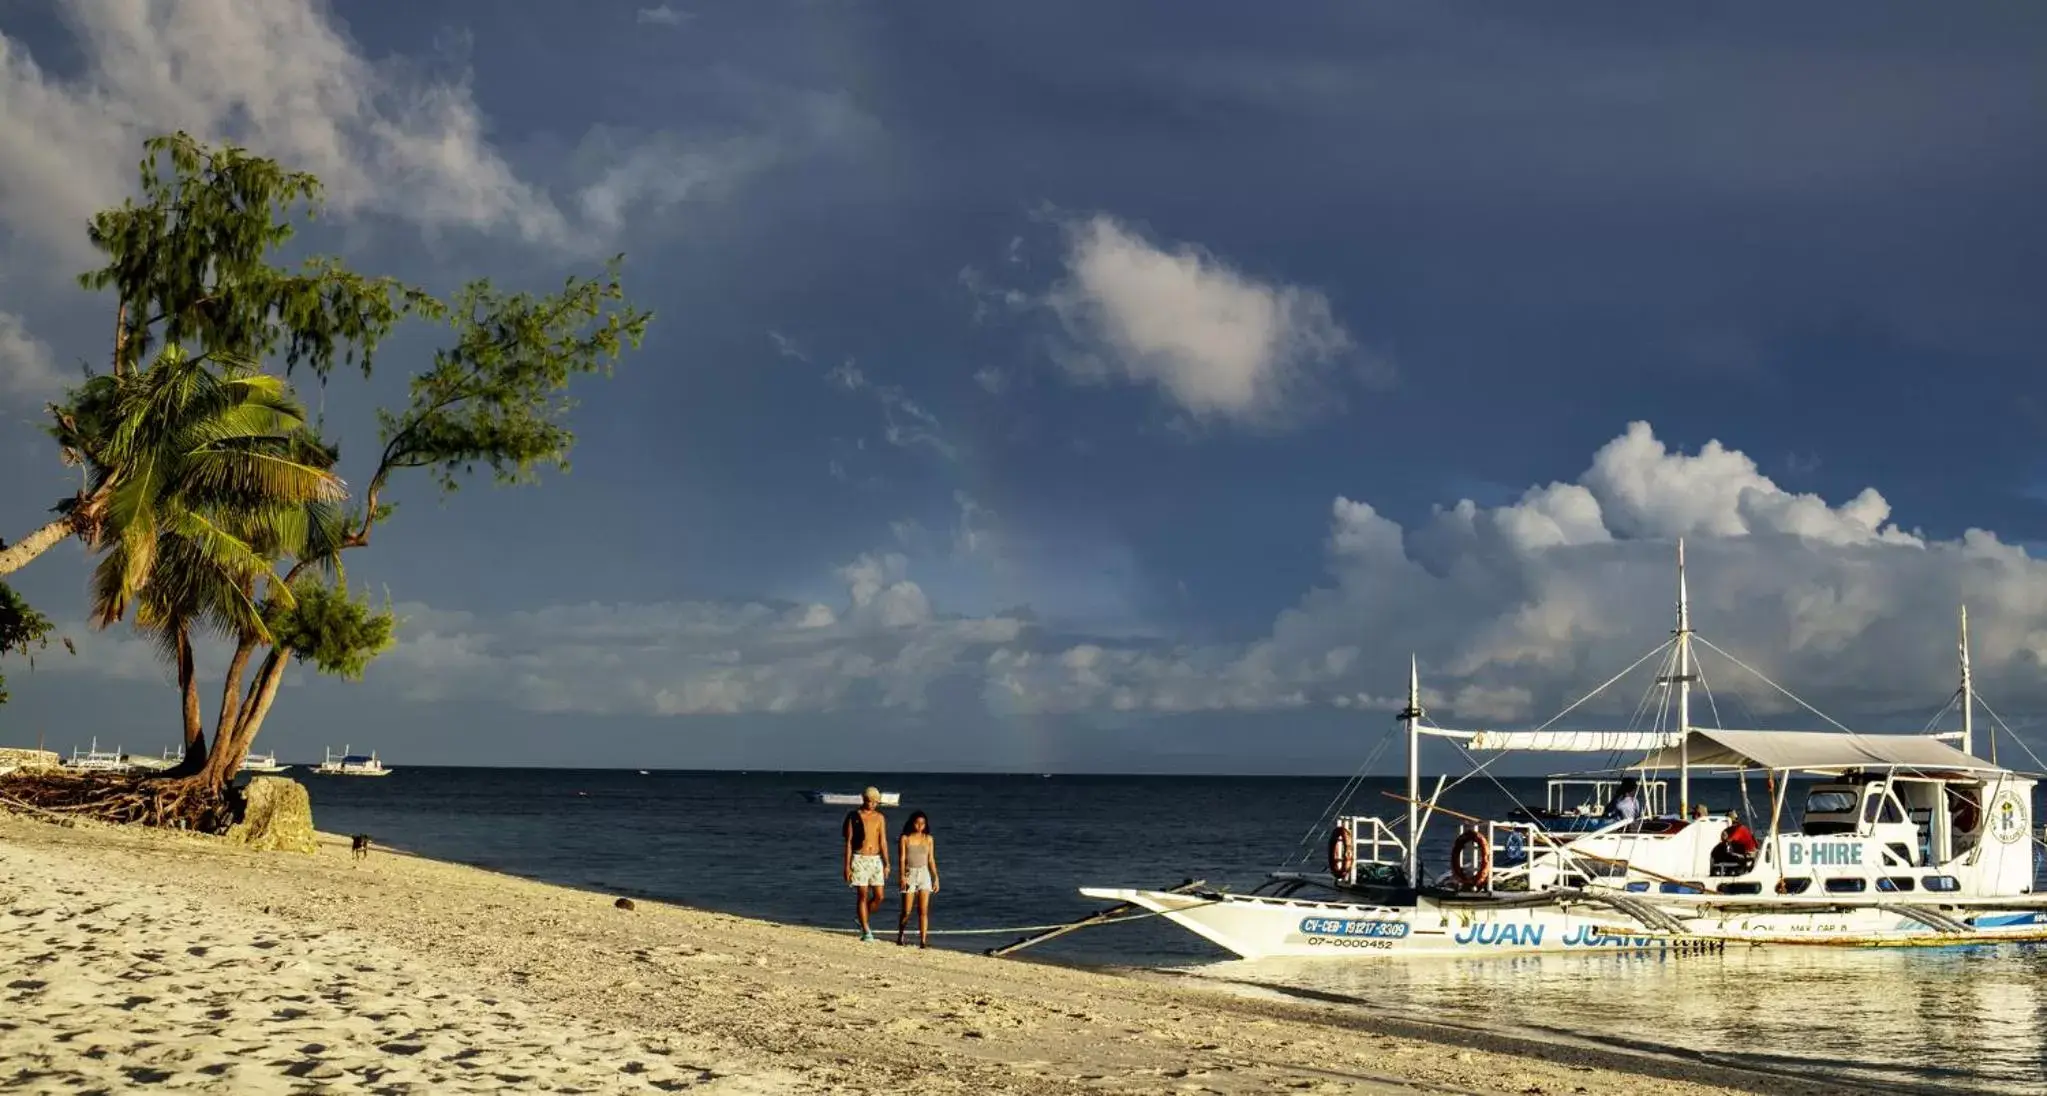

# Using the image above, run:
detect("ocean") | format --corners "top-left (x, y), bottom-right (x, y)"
top-left (300, 769), bottom-right (2047, 1095)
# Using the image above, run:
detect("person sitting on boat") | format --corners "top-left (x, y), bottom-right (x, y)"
top-left (1603, 778), bottom-right (1642, 823)
top-left (1711, 811), bottom-right (1760, 875)
top-left (842, 787), bottom-right (891, 942)
top-left (1691, 803), bottom-right (1709, 823)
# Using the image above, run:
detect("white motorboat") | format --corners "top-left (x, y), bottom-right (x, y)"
top-left (62, 738), bottom-right (133, 774)
top-left (239, 751), bottom-right (291, 774)
top-left (805, 790), bottom-right (901, 807)
top-left (1083, 543), bottom-right (2047, 959)
top-left (312, 746), bottom-right (391, 777)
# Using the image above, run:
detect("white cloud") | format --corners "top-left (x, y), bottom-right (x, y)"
top-left (0, 1), bottom-right (781, 267)
top-left (982, 422), bottom-right (2047, 736)
top-left (635, 6), bottom-right (693, 27)
top-left (1046, 214), bottom-right (1358, 427)
top-left (367, 553), bottom-right (1023, 716)
top-left (59, 422), bottom-right (2047, 750)
top-left (0, 312), bottom-right (66, 400)
top-left (820, 360), bottom-right (958, 463)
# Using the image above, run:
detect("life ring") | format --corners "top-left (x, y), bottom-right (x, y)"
top-left (1449, 829), bottom-right (1491, 890)
top-left (1949, 788), bottom-right (1982, 834)
top-left (1328, 827), bottom-right (1355, 879)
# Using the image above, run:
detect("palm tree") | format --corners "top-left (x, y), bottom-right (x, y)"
top-left (13, 345), bottom-right (345, 611)
top-left (70, 351), bottom-right (346, 771)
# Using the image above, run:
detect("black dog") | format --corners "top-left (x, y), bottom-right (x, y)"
top-left (350, 833), bottom-right (372, 863)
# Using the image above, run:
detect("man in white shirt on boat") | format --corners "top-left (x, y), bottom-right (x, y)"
top-left (1604, 777), bottom-right (1642, 823)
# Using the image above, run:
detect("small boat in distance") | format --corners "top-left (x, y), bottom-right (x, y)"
top-left (63, 739), bottom-right (133, 774)
top-left (124, 746), bottom-right (183, 772)
top-left (805, 790), bottom-right (901, 807)
top-left (240, 751), bottom-right (291, 774)
top-left (313, 746), bottom-right (392, 777)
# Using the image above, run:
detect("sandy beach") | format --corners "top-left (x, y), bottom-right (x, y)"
top-left (0, 812), bottom-right (1863, 1095)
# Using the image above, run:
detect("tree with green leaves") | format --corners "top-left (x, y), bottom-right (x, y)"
top-left (0, 131), bottom-right (419, 580)
top-left (197, 264), bottom-right (648, 787)
top-left (4, 132), bottom-right (647, 819)
top-left (0, 582), bottom-right (58, 706)
top-left (68, 345), bottom-right (349, 770)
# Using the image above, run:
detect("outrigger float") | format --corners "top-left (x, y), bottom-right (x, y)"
top-left (1083, 543), bottom-right (2047, 959)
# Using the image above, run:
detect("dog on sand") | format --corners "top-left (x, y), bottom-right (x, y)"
top-left (350, 833), bottom-right (372, 863)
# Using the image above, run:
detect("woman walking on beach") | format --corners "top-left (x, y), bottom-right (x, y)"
top-left (896, 811), bottom-right (939, 948)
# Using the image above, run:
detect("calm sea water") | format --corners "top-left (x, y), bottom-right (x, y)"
top-left (298, 769), bottom-right (2047, 1094)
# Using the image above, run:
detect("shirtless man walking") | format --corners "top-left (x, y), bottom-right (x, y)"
top-left (842, 786), bottom-right (890, 941)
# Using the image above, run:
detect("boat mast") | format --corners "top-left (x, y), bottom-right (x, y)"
top-left (1402, 655), bottom-right (1424, 886)
top-left (1959, 605), bottom-right (1975, 759)
top-left (1674, 539), bottom-right (1692, 816)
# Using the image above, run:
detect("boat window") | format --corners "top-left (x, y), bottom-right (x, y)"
top-left (1658, 882), bottom-right (1703, 895)
top-left (1776, 878), bottom-right (1812, 895)
top-left (1824, 878), bottom-right (1867, 894)
top-left (1716, 882), bottom-right (1762, 895)
top-left (1861, 789), bottom-right (1908, 825)
top-left (1923, 875), bottom-right (1961, 893)
top-left (1806, 790), bottom-right (1857, 814)
top-left (1624, 881), bottom-right (1651, 893)
top-left (1878, 876), bottom-right (1916, 892)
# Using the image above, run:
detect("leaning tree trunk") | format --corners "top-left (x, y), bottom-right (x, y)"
top-left (200, 648), bottom-right (287, 789)
top-left (175, 625), bottom-right (206, 767)
top-left (0, 515), bottom-right (77, 576)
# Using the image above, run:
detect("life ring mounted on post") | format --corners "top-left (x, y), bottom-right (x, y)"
top-left (1449, 827), bottom-right (1491, 891)
top-left (1328, 825), bottom-right (1355, 880)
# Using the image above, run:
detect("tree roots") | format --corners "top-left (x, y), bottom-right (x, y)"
top-left (0, 771), bottom-right (239, 833)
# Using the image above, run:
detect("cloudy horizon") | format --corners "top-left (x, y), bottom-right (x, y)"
top-left (3, 2), bottom-right (2046, 774)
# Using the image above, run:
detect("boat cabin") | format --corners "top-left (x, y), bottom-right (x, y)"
top-left (1505, 729), bottom-right (2038, 900)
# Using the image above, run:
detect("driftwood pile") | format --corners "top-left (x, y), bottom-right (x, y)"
top-left (0, 770), bottom-right (238, 833)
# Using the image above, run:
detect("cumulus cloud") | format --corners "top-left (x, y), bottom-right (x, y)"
top-left (0, 1), bottom-right (779, 266)
top-left (0, 312), bottom-right (66, 400)
top-left (1046, 214), bottom-right (1359, 427)
top-left (1004, 421), bottom-right (2023, 726)
top-left (367, 552), bottom-right (1025, 716)
top-left (63, 422), bottom-right (2045, 752)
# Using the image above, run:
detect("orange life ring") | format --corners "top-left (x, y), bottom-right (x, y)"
top-left (1450, 828), bottom-right (1491, 890)
top-left (1328, 827), bottom-right (1355, 879)
top-left (1949, 788), bottom-right (1982, 834)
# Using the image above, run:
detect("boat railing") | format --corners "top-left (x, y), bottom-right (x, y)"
top-left (1337, 815), bottom-right (1408, 884)
top-left (1484, 816), bottom-right (1651, 891)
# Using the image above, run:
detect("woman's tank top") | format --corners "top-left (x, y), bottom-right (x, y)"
top-left (903, 837), bottom-right (931, 870)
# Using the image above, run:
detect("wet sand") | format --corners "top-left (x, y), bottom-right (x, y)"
top-left (0, 811), bottom-right (1860, 1094)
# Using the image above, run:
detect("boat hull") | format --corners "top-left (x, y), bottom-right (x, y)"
top-left (806, 791), bottom-right (901, 807)
top-left (1081, 887), bottom-right (2047, 960)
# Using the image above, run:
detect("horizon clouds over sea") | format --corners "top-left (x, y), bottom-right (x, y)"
top-left (3, 2), bottom-right (2047, 772)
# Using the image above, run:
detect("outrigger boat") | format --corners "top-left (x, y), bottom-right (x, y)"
top-left (1082, 543), bottom-right (2047, 959)
top-left (313, 746), bottom-right (391, 777)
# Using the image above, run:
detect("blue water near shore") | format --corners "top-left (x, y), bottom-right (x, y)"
top-left (299, 768), bottom-right (2047, 1094)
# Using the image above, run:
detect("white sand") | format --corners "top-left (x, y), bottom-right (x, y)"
top-left (0, 812), bottom-right (1855, 1094)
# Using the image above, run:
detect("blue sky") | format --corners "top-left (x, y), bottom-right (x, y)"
top-left (2, 1), bottom-right (2046, 772)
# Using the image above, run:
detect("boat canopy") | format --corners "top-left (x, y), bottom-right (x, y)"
top-left (1441, 729), bottom-right (1684, 753)
top-left (1632, 728), bottom-right (2008, 775)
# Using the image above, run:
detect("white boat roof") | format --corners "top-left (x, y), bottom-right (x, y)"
top-left (1633, 728), bottom-right (2009, 775)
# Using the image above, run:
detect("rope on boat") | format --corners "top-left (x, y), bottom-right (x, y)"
top-left (812, 904), bottom-right (1204, 937)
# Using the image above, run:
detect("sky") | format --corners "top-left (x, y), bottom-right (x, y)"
top-left (2, 1), bottom-right (2047, 773)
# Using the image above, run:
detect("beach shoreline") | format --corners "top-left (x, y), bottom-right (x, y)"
top-left (0, 810), bottom-right (1862, 1095)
